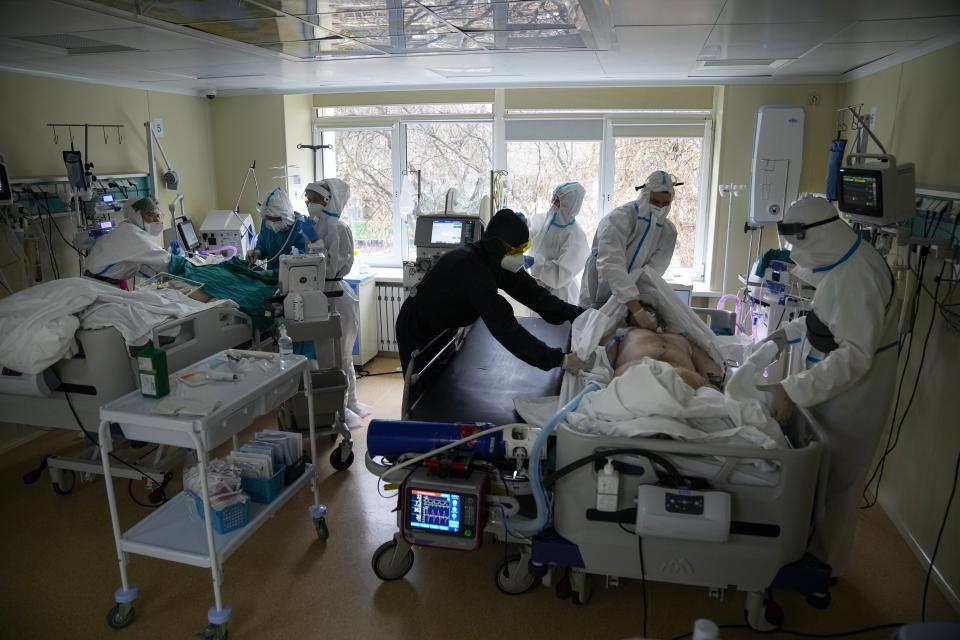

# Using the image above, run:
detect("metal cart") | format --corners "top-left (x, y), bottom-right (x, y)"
top-left (96, 350), bottom-right (329, 639)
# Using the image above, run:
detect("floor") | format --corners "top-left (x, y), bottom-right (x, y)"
top-left (0, 355), bottom-right (956, 639)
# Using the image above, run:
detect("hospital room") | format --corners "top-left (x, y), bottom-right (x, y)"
top-left (1, 0), bottom-right (959, 638)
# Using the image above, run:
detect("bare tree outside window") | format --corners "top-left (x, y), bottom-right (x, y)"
top-left (406, 121), bottom-right (493, 215)
top-left (613, 137), bottom-right (703, 269)
top-left (506, 140), bottom-right (601, 241)
top-left (324, 128), bottom-right (394, 258)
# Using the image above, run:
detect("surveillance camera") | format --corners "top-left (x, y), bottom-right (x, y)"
top-left (203, 88), bottom-right (217, 100)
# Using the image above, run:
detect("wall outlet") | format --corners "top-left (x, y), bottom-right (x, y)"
top-left (808, 92), bottom-right (821, 106)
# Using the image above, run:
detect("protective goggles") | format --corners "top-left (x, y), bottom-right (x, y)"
top-left (776, 215), bottom-right (838, 240)
top-left (502, 240), bottom-right (531, 256)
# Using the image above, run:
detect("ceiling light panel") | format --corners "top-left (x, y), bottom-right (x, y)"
top-left (258, 37), bottom-right (386, 58)
top-left (187, 16), bottom-right (325, 44)
top-left (472, 28), bottom-right (586, 49)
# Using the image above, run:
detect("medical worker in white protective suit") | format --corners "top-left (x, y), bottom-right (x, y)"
top-left (579, 171), bottom-right (678, 329)
top-left (85, 195), bottom-right (170, 288)
top-left (762, 196), bottom-right (899, 576)
top-left (524, 181), bottom-right (590, 304)
top-left (303, 179), bottom-right (371, 426)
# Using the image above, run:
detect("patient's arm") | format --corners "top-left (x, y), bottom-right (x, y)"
top-left (690, 341), bottom-right (722, 378)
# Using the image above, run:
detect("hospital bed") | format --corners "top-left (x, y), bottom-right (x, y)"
top-left (368, 308), bottom-right (831, 629)
top-left (1, 299), bottom-right (256, 494)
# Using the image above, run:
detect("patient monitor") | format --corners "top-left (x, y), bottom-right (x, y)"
top-left (838, 154), bottom-right (916, 225)
top-left (279, 253), bottom-right (328, 322)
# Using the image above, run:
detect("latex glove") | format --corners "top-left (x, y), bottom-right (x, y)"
top-left (245, 249), bottom-right (260, 264)
top-left (523, 255), bottom-right (535, 269)
top-left (562, 351), bottom-right (597, 374)
top-left (758, 382), bottom-right (793, 423)
top-left (764, 329), bottom-right (789, 354)
top-left (301, 216), bottom-right (319, 243)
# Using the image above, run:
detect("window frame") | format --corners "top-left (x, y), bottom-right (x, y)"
top-left (313, 101), bottom-right (714, 280)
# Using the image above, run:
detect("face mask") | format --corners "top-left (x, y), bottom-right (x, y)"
top-left (144, 221), bottom-right (164, 236)
top-left (501, 254), bottom-right (525, 273)
top-left (307, 202), bottom-right (325, 217)
top-left (650, 203), bottom-right (670, 218)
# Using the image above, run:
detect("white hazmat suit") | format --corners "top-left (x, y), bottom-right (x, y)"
top-left (527, 181), bottom-right (590, 304)
top-left (304, 179), bottom-right (371, 426)
top-left (85, 196), bottom-right (169, 283)
top-left (579, 171), bottom-right (678, 308)
top-left (775, 196), bottom-right (899, 576)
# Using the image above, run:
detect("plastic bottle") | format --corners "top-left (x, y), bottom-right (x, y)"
top-left (354, 247), bottom-right (368, 274)
top-left (596, 459), bottom-right (620, 512)
top-left (278, 324), bottom-right (294, 369)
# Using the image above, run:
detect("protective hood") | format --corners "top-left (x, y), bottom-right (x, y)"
top-left (261, 187), bottom-right (296, 229)
top-left (550, 181), bottom-right (586, 227)
top-left (306, 178), bottom-right (351, 217)
top-left (780, 197), bottom-right (857, 283)
top-left (123, 196), bottom-right (160, 231)
top-left (636, 170), bottom-right (676, 219)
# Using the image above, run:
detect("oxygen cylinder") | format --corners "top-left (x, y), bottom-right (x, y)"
top-left (367, 420), bottom-right (505, 460)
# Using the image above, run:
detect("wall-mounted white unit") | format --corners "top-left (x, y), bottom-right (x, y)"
top-left (749, 105), bottom-right (805, 224)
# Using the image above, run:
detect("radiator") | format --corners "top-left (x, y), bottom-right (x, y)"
top-left (376, 283), bottom-right (407, 353)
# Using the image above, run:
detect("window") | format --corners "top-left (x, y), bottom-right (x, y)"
top-left (611, 122), bottom-right (711, 277)
top-left (320, 103), bottom-right (492, 117)
top-left (506, 140), bottom-right (602, 241)
top-left (406, 121), bottom-right (493, 216)
top-left (318, 127), bottom-right (396, 261)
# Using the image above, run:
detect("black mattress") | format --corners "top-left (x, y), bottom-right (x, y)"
top-left (407, 317), bottom-right (570, 425)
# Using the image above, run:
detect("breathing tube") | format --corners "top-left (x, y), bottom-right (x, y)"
top-left (504, 382), bottom-right (600, 534)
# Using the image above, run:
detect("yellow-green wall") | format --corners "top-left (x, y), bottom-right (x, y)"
top-left (211, 95), bottom-right (286, 221)
top-left (707, 82), bottom-right (842, 293)
top-left (841, 42), bottom-right (960, 608)
top-left (282, 93), bottom-right (316, 206)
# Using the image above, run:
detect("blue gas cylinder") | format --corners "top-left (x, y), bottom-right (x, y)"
top-left (367, 420), bottom-right (505, 461)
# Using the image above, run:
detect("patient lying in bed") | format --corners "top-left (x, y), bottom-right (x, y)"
top-left (602, 303), bottom-right (722, 389)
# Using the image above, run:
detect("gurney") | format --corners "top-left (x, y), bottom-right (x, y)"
top-left (367, 285), bottom-right (831, 628)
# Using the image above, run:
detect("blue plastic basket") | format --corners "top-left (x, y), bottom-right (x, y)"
top-left (241, 464), bottom-right (285, 504)
top-left (192, 493), bottom-right (250, 534)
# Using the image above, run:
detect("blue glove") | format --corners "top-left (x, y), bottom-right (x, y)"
top-left (523, 255), bottom-right (535, 269)
top-left (301, 216), bottom-right (319, 243)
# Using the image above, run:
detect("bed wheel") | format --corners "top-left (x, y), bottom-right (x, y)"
top-left (806, 590), bottom-right (831, 610)
top-left (51, 470), bottom-right (76, 496)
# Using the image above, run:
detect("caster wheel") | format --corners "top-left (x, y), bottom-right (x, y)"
top-left (806, 591), bottom-right (832, 610)
top-left (495, 555), bottom-right (537, 595)
top-left (105, 603), bottom-right (135, 629)
top-left (570, 573), bottom-right (592, 606)
top-left (555, 573), bottom-right (573, 600)
top-left (201, 623), bottom-right (229, 640)
top-left (314, 517), bottom-right (330, 541)
top-left (372, 539), bottom-right (414, 581)
top-left (329, 447), bottom-right (355, 471)
top-left (52, 470), bottom-right (76, 496)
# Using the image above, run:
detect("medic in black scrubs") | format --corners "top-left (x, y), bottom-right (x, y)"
top-left (396, 209), bottom-right (593, 375)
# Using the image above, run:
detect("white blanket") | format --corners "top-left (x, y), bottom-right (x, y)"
top-left (0, 277), bottom-right (228, 374)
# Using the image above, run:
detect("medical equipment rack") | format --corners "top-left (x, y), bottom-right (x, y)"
top-left (96, 350), bottom-right (328, 639)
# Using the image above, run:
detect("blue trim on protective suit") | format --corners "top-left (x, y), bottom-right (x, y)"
top-left (626, 201), bottom-right (653, 274)
top-left (812, 236), bottom-right (861, 273)
top-left (548, 211), bottom-right (575, 229)
top-left (875, 340), bottom-right (898, 354)
top-left (322, 209), bottom-right (340, 218)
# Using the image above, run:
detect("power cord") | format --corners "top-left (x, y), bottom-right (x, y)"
top-left (63, 392), bottom-right (169, 507)
top-left (921, 448), bottom-right (960, 622)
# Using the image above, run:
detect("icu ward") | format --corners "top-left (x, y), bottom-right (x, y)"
top-left (1, 2), bottom-right (960, 639)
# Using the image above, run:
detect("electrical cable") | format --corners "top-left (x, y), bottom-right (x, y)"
top-left (921, 448), bottom-right (960, 622)
top-left (63, 392), bottom-right (169, 506)
top-left (260, 220), bottom-right (301, 267)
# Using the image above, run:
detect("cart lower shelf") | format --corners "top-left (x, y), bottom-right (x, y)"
top-left (119, 464), bottom-right (316, 568)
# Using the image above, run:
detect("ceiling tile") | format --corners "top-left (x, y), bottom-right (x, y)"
top-left (597, 26), bottom-right (712, 74)
top-left (717, 0), bottom-right (960, 24)
top-left (186, 16), bottom-right (325, 44)
top-left (86, 0), bottom-right (276, 24)
top-left (258, 38), bottom-right (386, 58)
top-left (66, 27), bottom-right (209, 51)
top-left (608, 0), bottom-right (725, 27)
top-left (827, 16), bottom-right (960, 43)
top-left (0, 1), bottom-right (136, 37)
top-left (778, 41), bottom-right (919, 75)
top-left (702, 23), bottom-right (850, 60)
